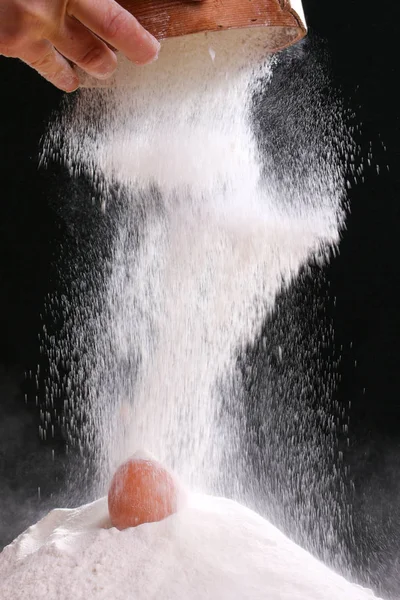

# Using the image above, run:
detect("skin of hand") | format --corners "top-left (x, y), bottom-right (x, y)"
top-left (0, 0), bottom-right (164, 92)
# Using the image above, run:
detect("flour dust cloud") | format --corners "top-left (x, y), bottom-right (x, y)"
top-left (42, 30), bottom-right (347, 518)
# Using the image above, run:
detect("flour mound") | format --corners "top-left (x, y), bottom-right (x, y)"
top-left (0, 495), bottom-right (380, 600)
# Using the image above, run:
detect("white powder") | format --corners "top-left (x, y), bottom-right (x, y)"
top-left (42, 29), bottom-right (345, 497)
top-left (28, 25), bottom-right (360, 598)
top-left (0, 494), bottom-right (381, 600)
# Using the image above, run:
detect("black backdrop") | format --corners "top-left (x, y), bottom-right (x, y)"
top-left (1, 2), bottom-right (399, 598)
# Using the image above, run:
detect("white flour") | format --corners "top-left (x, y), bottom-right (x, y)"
top-left (19, 26), bottom-right (363, 599)
top-left (42, 29), bottom-right (345, 497)
top-left (0, 494), bottom-right (381, 600)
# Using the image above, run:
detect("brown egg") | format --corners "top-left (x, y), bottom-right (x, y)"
top-left (108, 455), bottom-right (180, 530)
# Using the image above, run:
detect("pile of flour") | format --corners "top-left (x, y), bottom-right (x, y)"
top-left (0, 495), bottom-right (381, 600)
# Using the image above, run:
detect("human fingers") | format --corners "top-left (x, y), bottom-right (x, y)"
top-left (0, 1), bottom-right (78, 91)
top-left (20, 39), bottom-right (79, 92)
top-left (67, 0), bottom-right (160, 65)
top-left (53, 15), bottom-right (117, 80)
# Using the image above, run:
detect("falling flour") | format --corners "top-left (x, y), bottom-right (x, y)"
top-left (41, 29), bottom-right (346, 495)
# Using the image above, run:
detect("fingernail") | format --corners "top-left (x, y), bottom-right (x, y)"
top-left (146, 29), bottom-right (161, 49)
top-left (95, 65), bottom-right (117, 80)
top-left (92, 51), bottom-right (118, 80)
top-left (62, 74), bottom-right (80, 93)
top-left (142, 32), bottom-right (161, 63)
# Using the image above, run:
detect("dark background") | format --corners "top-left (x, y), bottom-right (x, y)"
top-left (1, 1), bottom-right (399, 598)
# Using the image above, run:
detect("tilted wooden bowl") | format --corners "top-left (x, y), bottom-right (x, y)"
top-left (119, 0), bottom-right (306, 53)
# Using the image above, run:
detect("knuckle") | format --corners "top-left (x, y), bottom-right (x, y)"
top-left (0, 35), bottom-right (13, 56)
top-left (103, 8), bottom-right (132, 39)
top-left (0, 27), bottom-right (25, 55)
top-left (77, 46), bottom-right (103, 69)
top-left (0, 3), bottom-right (46, 56)
top-left (23, 0), bottom-right (51, 24)
top-left (29, 49), bottom-right (55, 75)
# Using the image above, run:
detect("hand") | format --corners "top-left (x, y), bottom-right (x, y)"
top-left (0, 0), bottom-right (161, 92)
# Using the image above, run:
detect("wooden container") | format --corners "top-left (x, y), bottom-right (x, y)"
top-left (78, 0), bottom-right (306, 86)
top-left (119, 0), bottom-right (306, 53)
